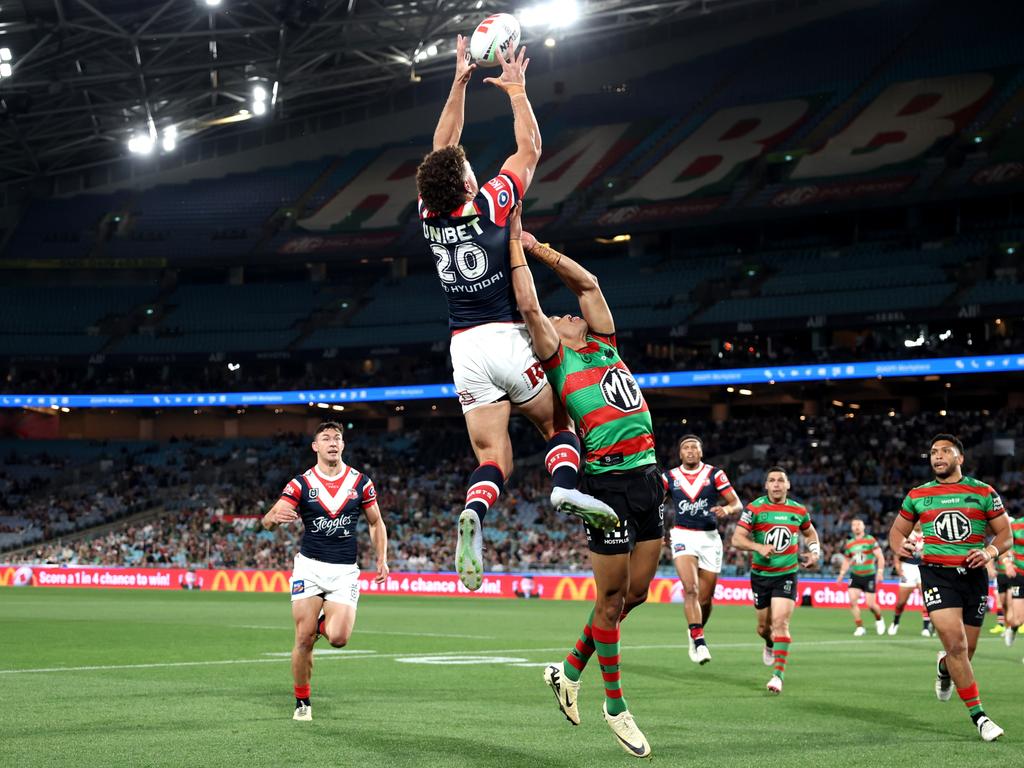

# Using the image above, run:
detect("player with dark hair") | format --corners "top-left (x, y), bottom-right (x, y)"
top-left (731, 466), bottom-right (820, 694)
top-left (889, 525), bottom-right (933, 636)
top-left (507, 205), bottom-right (660, 757)
top-left (261, 421), bottom-right (389, 722)
top-left (836, 518), bottom-right (886, 636)
top-left (664, 434), bottom-right (742, 664)
top-left (889, 433), bottom-right (1010, 741)
top-left (416, 36), bottom-right (615, 591)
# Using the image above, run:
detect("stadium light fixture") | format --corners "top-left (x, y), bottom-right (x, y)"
top-left (0, 48), bottom-right (12, 62)
top-left (252, 85), bottom-right (267, 102)
top-left (0, 63), bottom-right (11, 78)
top-left (161, 125), bottom-right (177, 152)
top-left (252, 100), bottom-right (267, 116)
top-left (738, 388), bottom-right (753, 396)
top-left (519, 0), bottom-right (580, 29)
top-left (204, 0), bottom-right (222, 6)
top-left (127, 132), bottom-right (155, 155)
top-left (544, 37), bottom-right (556, 48)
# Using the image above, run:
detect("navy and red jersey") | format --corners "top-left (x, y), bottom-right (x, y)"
top-left (418, 169), bottom-right (523, 330)
top-left (663, 463), bottom-right (733, 531)
top-left (279, 464), bottom-right (377, 565)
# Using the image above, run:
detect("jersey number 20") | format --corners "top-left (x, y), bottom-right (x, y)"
top-left (432, 243), bottom-right (489, 284)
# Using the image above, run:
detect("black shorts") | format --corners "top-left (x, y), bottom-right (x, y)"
top-left (751, 572), bottom-right (799, 610)
top-left (1011, 574), bottom-right (1024, 600)
top-left (920, 565), bottom-right (988, 627)
top-left (579, 464), bottom-right (664, 556)
top-left (996, 574), bottom-right (1010, 593)
top-left (849, 574), bottom-right (877, 593)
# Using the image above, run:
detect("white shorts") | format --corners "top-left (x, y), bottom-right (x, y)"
top-left (450, 322), bottom-right (547, 413)
top-left (290, 553), bottom-right (361, 606)
top-left (899, 562), bottom-right (921, 588)
top-left (670, 527), bottom-right (723, 574)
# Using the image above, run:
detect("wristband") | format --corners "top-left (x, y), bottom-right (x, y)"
top-left (807, 541), bottom-right (820, 555)
top-left (985, 544), bottom-right (999, 560)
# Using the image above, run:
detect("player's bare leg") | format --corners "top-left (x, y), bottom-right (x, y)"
top-left (698, 569), bottom-right (717, 626)
top-left (766, 596), bottom-right (795, 694)
top-left (291, 595), bottom-right (323, 720)
top-left (848, 587), bottom-right (866, 635)
top-left (518, 389), bottom-right (617, 531)
top-left (673, 555), bottom-right (709, 663)
top-left (931, 608), bottom-right (1002, 740)
top-left (320, 602), bottom-right (357, 648)
top-left (1003, 594), bottom-right (1023, 646)
top-left (755, 606), bottom-right (774, 665)
top-left (457, 401), bottom-right (514, 590)
top-left (890, 585), bottom-right (914, 635)
top-left (865, 592), bottom-right (885, 634)
top-left (621, 539), bottom-right (662, 621)
top-left (589, 551), bottom-right (651, 757)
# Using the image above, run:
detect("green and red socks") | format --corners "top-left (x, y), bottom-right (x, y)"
top-left (772, 635), bottom-right (791, 679)
top-left (562, 609), bottom-right (596, 683)
top-left (957, 682), bottom-right (986, 723)
top-left (294, 683), bottom-right (310, 707)
top-left (592, 624), bottom-right (628, 716)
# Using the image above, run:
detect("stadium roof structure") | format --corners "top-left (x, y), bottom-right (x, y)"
top-left (0, 0), bottom-right (779, 183)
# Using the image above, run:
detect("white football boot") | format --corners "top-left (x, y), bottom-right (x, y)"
top-left (976, 716), bottom-right (1004, 742)
top-left (551, 487), bottom-right (619, 531)
top-left (603, 702), bottom-right (651, 758)
top-left (293, 703), bottom-right (312, 721)
top-left (766, 675), bottom-right (783, 694)
top-left (853, 626), bottom-right (867, 637)
top-left (875, 619), bottom-right (886, 635)
top-left (455, 508), bottom-right (483, 591)
top-left (935, 651), bottom-right (952, 701)
top-left (542, 663), bottom-right (581, 726)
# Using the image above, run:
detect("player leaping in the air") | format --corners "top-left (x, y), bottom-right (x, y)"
top-left (261, 421), bottom-right (389, 722)
top-left (889, 433), bottom-right (1010, 742)
top-left (415, 35), bottom-right (616, 591)
top-left (731, 466), bottom-right (820, 695)
top-left (507, 205), bottom-right (661, 758)
top-left (836, 518), bottom-right (886, 636)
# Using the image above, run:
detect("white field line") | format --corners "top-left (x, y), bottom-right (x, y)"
top-left (0, 637), bottom-right (954, 676)
top-left (234, 624), bottom-right (495, 639)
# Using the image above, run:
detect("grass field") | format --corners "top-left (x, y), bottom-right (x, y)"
top-left (2, 588), bottom-right (1022, 767)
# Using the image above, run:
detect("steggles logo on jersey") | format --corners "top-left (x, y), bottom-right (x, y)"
top-left (933, 510), bottom-right (972, 542)
top-left (600, 368), bottom-right (643, 412)
top-left (764, 526), bottom-right (793, 552)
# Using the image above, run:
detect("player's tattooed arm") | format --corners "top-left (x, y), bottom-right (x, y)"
top-left (508, 203), bottom-right (560, 360)
top-left (363, 502), bottom-right (390, 584)
top-left (522, 238), bottom-right (615, 337)
top-left (433, 35), bottom-right (475, 150)
top-left (262, 499), bottom-right (298, 531)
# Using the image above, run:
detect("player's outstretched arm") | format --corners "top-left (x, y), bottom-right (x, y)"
top-left (261, 499), bottom-right (297, 531)
top-left (525, 240), bottom-right (615, 336)
top-left (363, 502), bottom-right (390, 584)
top-left (483, 46), bottom-right (541, 192)
top-left (508, 203), bottom-right (560, 360)
top-left (800, 523), bottom-right (821, 568)
top-left (433, 35), bottom-right (475, 150)
top-left (712, 488), bottom-right (743, 519)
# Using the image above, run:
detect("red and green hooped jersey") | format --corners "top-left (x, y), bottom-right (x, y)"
top-left (898, 476), bottom-right (1005, 568)
top-left (737, 496), bottom-right (811, 576)
top-left (1012, 517), bottom-right (1024, 571)
top-left (843, 535), bottom-right (880, 576)
top-left (541, 332), bottom-right (655, 475)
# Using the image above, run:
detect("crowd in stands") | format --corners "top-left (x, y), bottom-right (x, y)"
top-left (6, 410), bottom-right (1022, 576)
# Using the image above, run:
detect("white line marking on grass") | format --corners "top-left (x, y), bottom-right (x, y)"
top-left (395, 656), bottom-right (527, 665)
top-left (0, 636), bottom-right (949, 676)
top-left (261, 649), bottom-right (378, 657)
top-left (233, 624), bottom-right (494, 639)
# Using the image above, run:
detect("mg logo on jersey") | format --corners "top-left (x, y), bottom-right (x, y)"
top-left (763, 526), bottom-right (793, 552)
top-left (934, 510), bottom-right (972, 543)
top-left (600, 368), bottom-right (642, 412)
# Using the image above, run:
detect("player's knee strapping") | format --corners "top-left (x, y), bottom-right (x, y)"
top-left (545, 431), bottom-right (581, 489)
top-left (465, 462), bottom-right (504, 523)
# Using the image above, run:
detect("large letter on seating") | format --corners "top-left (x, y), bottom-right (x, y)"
top-left (792, 73), bottom-right (993, 179)
top-left (619, 100), bottom-right (808, 201)
top-left (528, 123), bottom-right (631, 212)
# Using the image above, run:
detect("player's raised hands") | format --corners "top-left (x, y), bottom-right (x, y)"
top-left (509, 202), bottom-right (538, 252)
top-left (454, 34), bottom-right (476, 85)
top-left (482, 45), bottom-right (530, 93)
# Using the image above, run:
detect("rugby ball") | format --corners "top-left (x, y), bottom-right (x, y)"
top-left (470, 13), bottom-right (521, 67)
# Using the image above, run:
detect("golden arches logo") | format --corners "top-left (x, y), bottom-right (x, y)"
top-left (646, 578), bottom-right (676, 604)
top-left (210, 570), bottom-right (290, 593)
top-left (0, 566), bottom-right (15, 587)
top-left (552, 577), bottom-right (596, 602)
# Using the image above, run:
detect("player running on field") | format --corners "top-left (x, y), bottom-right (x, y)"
top-left (889, 433), bottom-right (1011, 742)
top-left (987, 554), bottom-right (1011, 635)
top-left (731, 466), bottom-right (820, 695)
top-left (261, 421), bottom-right (389, 722)
top-left (664, 434), bottom-right (742, 664)
top-left (507, 205), bottom-right (660, 758)
top-left (836, 518), bottom-right (886, 636)
top-left (1001, 514), bottom-right (1024, 646)
top-left (889, 526), bottom-right (933, 636)
top-left (415, 36), bottom-right (615, 590)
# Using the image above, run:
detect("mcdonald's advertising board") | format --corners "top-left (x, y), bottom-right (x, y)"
top-left (0, 566), bottom-right (989, 609)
